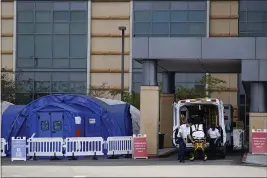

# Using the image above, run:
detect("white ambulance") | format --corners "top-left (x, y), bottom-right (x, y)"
top-left (173, 98), bottom-right (227, 158)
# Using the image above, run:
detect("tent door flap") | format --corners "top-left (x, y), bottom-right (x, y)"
top-left (51, 112), bottom-right (64, 137)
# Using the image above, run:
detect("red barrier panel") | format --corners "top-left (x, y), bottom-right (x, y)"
top-left (133, 134), bottom-right (148, 159)
top-left (252, 129), bottom-right (267, 155)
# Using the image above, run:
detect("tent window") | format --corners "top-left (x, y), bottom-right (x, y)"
top-left (53, 121), bottom-right (62, 131)
top-left (41, 120), bottom-right (49, 131)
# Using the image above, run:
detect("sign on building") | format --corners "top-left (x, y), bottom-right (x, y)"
top-left (11, 137), bottom-right (27, 161)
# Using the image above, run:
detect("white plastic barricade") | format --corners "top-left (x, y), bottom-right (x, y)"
top-left (64, 137), bottom-right (104, 156)
top-left (106, 136), bottom-right (132, 155)
top-left (1, 138), bottom-right (8, 157)
top-left (27, 137), bottom-right (64, 157)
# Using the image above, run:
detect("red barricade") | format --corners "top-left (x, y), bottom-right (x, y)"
top-left (133, 134), bottom-right (148, 159)
top-left (252, 129), bottom-right (267, 154)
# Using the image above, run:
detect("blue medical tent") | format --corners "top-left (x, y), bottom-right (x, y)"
top-left (2, 94), bottom-right (133, 150)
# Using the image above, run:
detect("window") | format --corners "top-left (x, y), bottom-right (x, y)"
top-left (152, 11), bottom-right (170, 22)
top-left (70, 11), bottom-right (87, 21)
top-left (35, 2), bottom-right (52, 11)
top-left (70, 23), bottom-right (87, 34)
top-left (35, 23), bottom-right (52, 34)
top-left (69, 81), bottom-right (86, 93)
top-left (239, 0), bottom-right (267, 37)
top-left (53, 11), bottom-right (70, 21)
top-left (53, 121), bottom-right (62, 131)
top-left (54, 23), bottom-right (69, 34)
top-left (52, 81), bottom-right (69, 92)
top-left (17, 23), bottom-right (34, 34)
top-left (35, 35), bottom-right (52, 58)
top-left (70, 2), bottom-right (87, 11)
top-left (17, 2), bottom-right (34, 11)
top-left (152, 23), bottom-right (169, 36)
top-left (17, 11), bottom-right (34, 22)
top-left (17, 35), bottom-right (34, 58)
top-left (41, 121), bottom-right (49, 131)
top-left (133, 1), bottom-right (207, 37)
top-left (53, 35), bottom-right (69, 58)
top-left (70, 35), bottom-right (87, 58)
top-left (134, 11), bottom-right (151, 22)
top-left (35, 11), bottom-right (51, 22)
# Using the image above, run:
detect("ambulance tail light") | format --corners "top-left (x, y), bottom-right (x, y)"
top-left (180, 100), bottom-right (186, 103)
top-left (211, 99), bottom-right (217, 102)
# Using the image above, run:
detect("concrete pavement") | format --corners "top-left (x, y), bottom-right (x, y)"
top-left (2, 165), bottom-right (267, 177)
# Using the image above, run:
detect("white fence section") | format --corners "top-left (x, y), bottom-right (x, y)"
top-left (64, 137), bottom-right (104, 156)
top-left (106, 136), bottom-right (132, 155)
top-left (1, 138), bottom-right (7, 157)
top-left (27, 137), bottom-right (64, 157)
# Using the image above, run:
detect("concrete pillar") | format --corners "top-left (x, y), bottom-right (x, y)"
top-left (250, 82), bottom-right (266, 112)
top-left (249, 82), bottom-right (267, 152)
top-left (140, 59), bottom-right (159, 155)
top-left (160, 72), bottom-right (175, 148)
top-left (142, 60), bottom-right (157, 86)
top-left (140, 86), bottom-right (160, 155)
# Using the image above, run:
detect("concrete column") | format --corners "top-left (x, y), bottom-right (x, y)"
top-left (161, 72), bottom-right (175, 94)
top-left (250, 82), bottom-right (266, 112)
top-left (160, 72), bottom-right (175, 148)
top-left (142, 60), bottom-right (157, 86)
top-left (140, 86), bottom-right (160, 155)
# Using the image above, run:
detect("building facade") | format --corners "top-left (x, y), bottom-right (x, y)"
top-left (1, 0), bottom-right (267, 154)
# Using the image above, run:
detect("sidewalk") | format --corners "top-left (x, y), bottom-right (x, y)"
top-left (242, 153), bottom-right (267, 166)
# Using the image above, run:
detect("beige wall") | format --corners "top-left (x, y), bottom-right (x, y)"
top-left (90, 2), bottom-right (131, 91)
top-left (1, 1), bottom-right (14, 70)
top-left (209, 1), bottom-right (239, 121)
top-left (140, 86), bottom-right (160, 155)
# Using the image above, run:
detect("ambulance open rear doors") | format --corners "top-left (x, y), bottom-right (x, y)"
top-left (172, 98), bottom-right (227, 150)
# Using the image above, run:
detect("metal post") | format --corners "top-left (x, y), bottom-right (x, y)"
top-left (118, 26), bottom-right (126, 101)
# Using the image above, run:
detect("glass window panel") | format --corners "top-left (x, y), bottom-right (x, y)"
top-left (52, 72), bottom-right (69, 81)
top-left (152, 11), bottom-right (170, 22)
top-left (35, 23), bottom-right (52, 33)
top-left (133, 73), bottom-right (142, 82)
top-left (17, 2), bottom-right (34, 11)
top-left (188, 22), bottom-right (206, 34)
top-left (132, 82), bottom-right (141, 93)
top-left (35, 81), bottom-right (50, 92)
top-left (133, 60), bottom-right (142, 68)
top-left (247, 12), bottom-right (265, 22)
top-left (17, 35), bottom-right (34, 58)
top-left (246, 1), bottom-right (267, 11)
top-left (70, 2), bottom-right (87, 10)
top-left (15, 93), bottom-right (32, 104)
top-left (70, 35), bottom-right (87, 58)
top-left (70, 23), bottom-right (87, 33)
top-left (239, 12), bottom-right (247, 22)
top-left (54, 23), bottom-right (69, 34)
top-left (35, 11), bottom-right (51, 22)
top-left (246, 23), bottom-right (264, 32)
top-left (239, 1), bottom-right (247, 11)
top-left (69, 72), bottom-right (86, 81)
top-left (53, 11), bottom-right (70, 21)
top-left (53, 35), bottom-right (69, 58)
top-left (70, 59), bottom-right (87, 68)
top-left (134, 11), bottom-right (151, 22)
top-left (188, 1), bottom-right (206, 10)
top-left (170, 10), bottom-right (188, 22)
top-left (35, 2), bottom-right (53, 10)
top-left (133, 2), bottom-right (153, 10)
top-left (16, 58), bottom-right (34, 68)
top-left (41, 121), bottom-right (49, 131)
top-left (35, 35), bottom-right (52, 58)
top-left (17, 11), bottom-right (34, 22)
top-left (152, 2), bottom-right (170, 10)
top-left (53, 58), bottom-right (69, 68)
top-left (53, 2), bottom-right (70, 10)
top-left (170, 2), bottom-right (188, 10)
top-left (239, 22), bottom-right (247, 32)
top-left (70, 11), bottom-right (87, 21)
top-left (17, 23), bottom-right (34, 33)
top-left (37, 58), bottom-right (52, 68)
top-left (70, 81), bottom-right (86, 93)
top-left (152, 22), bottom-right (169, 35)
top-left (246, 32), bottom-right (265, 37)
top-left (53, 121), bottom-right (62, 131)
top-left (170, 22), bottom-right (187, 34)
top-left (188, 11), bottom-right (206, 21)
top-left (134, 22), bottom-right (151, 34)
top-left (52, 81), bottom-right (69, 92)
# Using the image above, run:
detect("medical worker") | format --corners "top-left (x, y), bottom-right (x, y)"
top-left (208, 124), bottom-right (221, 159)
top-left (177, 119), bottom-right (192, 162)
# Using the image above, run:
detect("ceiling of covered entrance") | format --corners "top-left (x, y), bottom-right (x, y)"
top-left (138, 59), bottom-right (242, 73)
